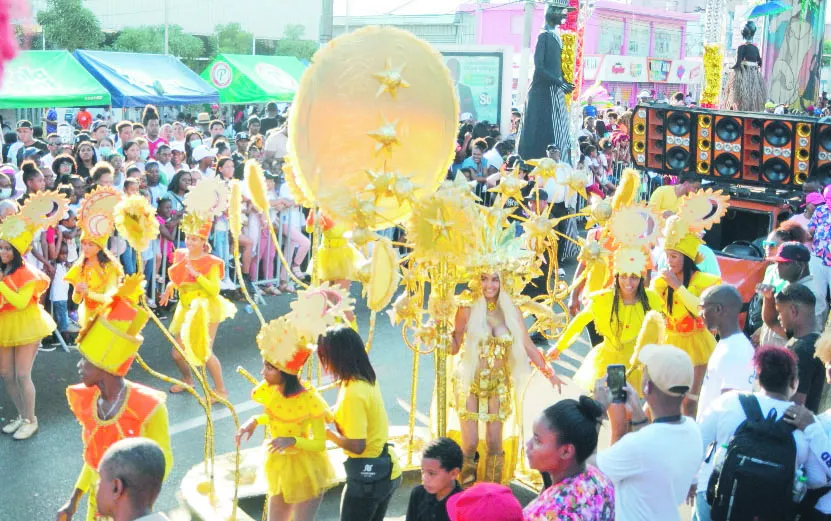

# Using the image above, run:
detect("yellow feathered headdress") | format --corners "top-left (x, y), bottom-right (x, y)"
top-left (79, 186), bottom-right (122, 250)
top-left (664, 188), bottom-right (730, 261)
top-left (182, 178), bottom-right (230, 239)
top-left (607, 202), bottom-right (664, 276)
top-left (0, 191), bottom-right (71, 254)
top-left (256, 283), bottom-right (355, 374)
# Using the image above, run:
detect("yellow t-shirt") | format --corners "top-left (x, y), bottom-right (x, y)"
top-left (333, 379), bottom-right (401, 480)
top-left (648, 185), bottom-right (681, 213)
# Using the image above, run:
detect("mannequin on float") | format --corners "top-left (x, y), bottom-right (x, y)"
top-left (723, 21), bottom-right (767, 112)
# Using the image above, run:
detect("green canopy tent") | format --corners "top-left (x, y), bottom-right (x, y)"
top-left (201, 54), bottom-right (307, 104)
top-left (0, 50), bottom-right (111, 108)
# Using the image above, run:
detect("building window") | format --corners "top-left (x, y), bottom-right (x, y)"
top-left (628, 22), bottom-right (650, 57)
top-left (653, 26), bottom-right (682, 59)
top-left (685, 21), bottom-right (703, 57)
top-left (597, 18), bottom-right (625, 55)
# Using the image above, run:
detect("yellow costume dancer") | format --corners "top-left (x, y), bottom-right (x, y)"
top-left (651, 189), bottom-right (728, 416)
top-left (0, 193), bottom-right (66, 440)
top-left (161, 178), bottom-right (236, 396)
top-left (65, 187), bottom-right (124, 327)
top-left (58, 275), bottom-right (172, 521)
top-left (309, 213), bottom-right (365, 286)
top-left (450, 215), bottom-right (561, 488)
top-left (237, 284), bottom-right (349, 521)
top-left (549, 203), bottom-right (666, 392)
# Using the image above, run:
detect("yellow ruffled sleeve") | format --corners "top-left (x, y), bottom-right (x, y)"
top-left (195, 264), bottom-right (221, 297)
top-left (0, 279), bottom-right (35, 310)
top-left (141, 403), bottom-right (173, 480)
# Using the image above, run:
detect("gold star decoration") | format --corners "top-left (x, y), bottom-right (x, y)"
top-left (484, 203), bottom-right (516, 229)
top-left (522, 214), bottom-right (558, 251)
top-left (446, 172), bottom-right (479, 202)
top-left (426, 208), bottom-right (453, 242)
top-left (488, 173), bottom-right (528, 202)
top-left (366, 169), bottom-right (396, 199)
top-left (525, 157), bottom-right (559, 184)
top-left (391, 174), bottom-right (419, 205)
top-left (367, 116), bottom-right (401, 158)
top-left (372, 58), bottom-right (410, 99)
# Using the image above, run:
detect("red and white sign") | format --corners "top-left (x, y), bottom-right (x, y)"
top-left (584, 55), bottom-right (702, 84)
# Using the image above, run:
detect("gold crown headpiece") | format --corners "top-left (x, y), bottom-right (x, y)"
top-left (256, 283), bottom-right (355, 375)
top-left (79, 186), bottom-right (121, 250)
top-left (0, 191), bottom-right (71, 254)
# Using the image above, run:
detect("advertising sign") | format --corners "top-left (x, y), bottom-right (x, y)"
top-left (442, 52), bottom-right (503, 125)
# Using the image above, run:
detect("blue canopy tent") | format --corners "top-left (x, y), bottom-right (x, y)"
top-left (72, 50), bottom-right (219, 107)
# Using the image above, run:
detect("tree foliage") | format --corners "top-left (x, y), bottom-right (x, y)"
top-left (215, 23), bottom-right (254, 55)
top-left (111, 25), bottom-right (204, 62)
top-left (274, 24), bottom-right (318, 61)
top-left (37, 0), bottom-right (104, 51)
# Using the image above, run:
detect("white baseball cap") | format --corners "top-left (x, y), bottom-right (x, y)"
top-left (192, 145), bottom-right (216, 162)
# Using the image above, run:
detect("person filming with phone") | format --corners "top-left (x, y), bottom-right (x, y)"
top-left (592, 344), bottom-right (703, 521)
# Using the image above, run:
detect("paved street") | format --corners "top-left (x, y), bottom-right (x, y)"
top-left (0, 261), bottom-right (588, 520)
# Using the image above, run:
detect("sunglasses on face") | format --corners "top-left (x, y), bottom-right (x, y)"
top-left (762, 241), bottom-right (777, 248)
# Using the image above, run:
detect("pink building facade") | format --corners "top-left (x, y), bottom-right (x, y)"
top-left (459, 1), bottom-right (703, 107)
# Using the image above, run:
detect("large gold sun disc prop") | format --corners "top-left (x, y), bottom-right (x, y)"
top-left (288, 26), bottom-right (459, 229)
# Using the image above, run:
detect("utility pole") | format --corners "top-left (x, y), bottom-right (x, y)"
top-left (516, 0), bottom-right (535, 109)
top-left (320, 0), bottom-right (334, 44)
top-left (163, 0), bottom-right (169, 54)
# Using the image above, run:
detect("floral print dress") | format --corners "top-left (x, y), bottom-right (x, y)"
top-left (523, 466), bottom-right (614, 521)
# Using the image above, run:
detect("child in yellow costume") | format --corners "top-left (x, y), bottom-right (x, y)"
top-left (651, 189), bottom-right (729, 417)
top-left (65, 187), bottom-right (124, 328)
top-left (236, 284), bottom-right (348, 521)
top-left (57, 276), bottom-right (172, 521)
top-left (0, 193), bottom-right (65, 439)
top-left (308, 213), bottom-right (365, 288)
top-left (549, 203), bottom-right (665, 392)
top-left (160, 211), bottom-right (236, 398)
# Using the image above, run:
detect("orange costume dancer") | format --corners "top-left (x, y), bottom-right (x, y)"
top-left (161, 179), bottom-right (236, 398)
top-left (57, 275), bottom-right (172, 521)
top-left (0, 193), bottom-right (66, 440)
top-left (651, 189), bottom-right (729, 417)
top-left (65, 187), bottom-right (124, 327)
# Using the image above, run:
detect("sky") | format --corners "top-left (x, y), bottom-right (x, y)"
top-left (334, 0), bottom-right (831, 23)
top-left (333, 0), bottom-right (465, 16)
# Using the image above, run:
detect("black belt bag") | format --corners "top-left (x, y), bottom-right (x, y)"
top-left (343, 443), bottom-right (394, 499)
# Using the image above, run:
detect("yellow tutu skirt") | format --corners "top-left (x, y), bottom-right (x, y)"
top-left (666, 328), bottom-right (716, 366)
top-left (170, 295), bottom-right (237, 335)
top-left (264, 448), bottom-right (338, 503)
top-left (314, 243), bottom-right (365, 282)
top-left (574, 341), bottom-right (644, 396)
top-left (0, 304), bottom-right (56, 348)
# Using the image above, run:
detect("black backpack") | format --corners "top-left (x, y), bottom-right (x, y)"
top-left (707, 394), bottom-right (797, 521)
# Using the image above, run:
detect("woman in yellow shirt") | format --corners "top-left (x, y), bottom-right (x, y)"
top-left (652, 213), bottom-right (722, 417)
top-left (318, 326), bottom-right (401, 521)
top-left (549, 266), bottom-right (665, 393)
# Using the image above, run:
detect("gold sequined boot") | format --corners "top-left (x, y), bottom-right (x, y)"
top-left (485, 451), bottom-right (505, 484)
top-left (460, 454), bottom-right (478, 489)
